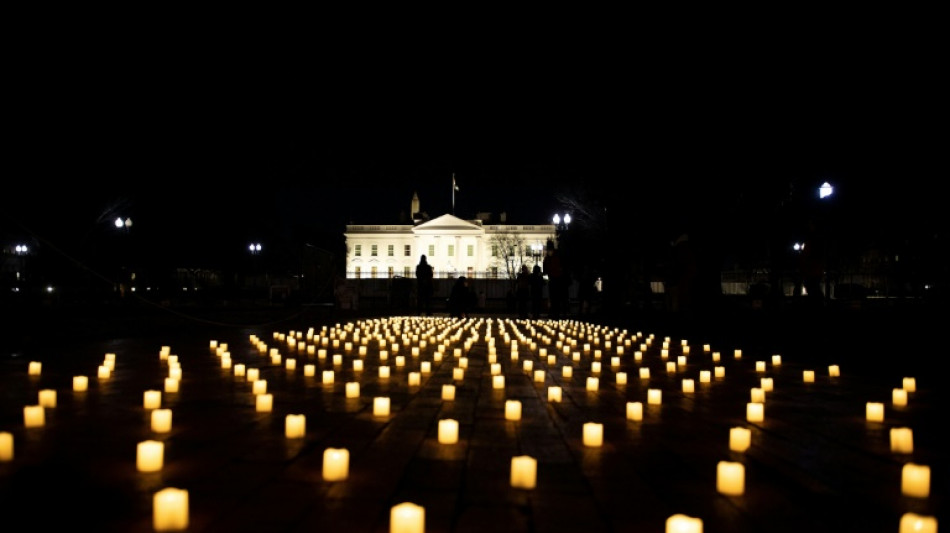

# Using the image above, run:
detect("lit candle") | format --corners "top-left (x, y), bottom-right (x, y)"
top-left (750, 388), bottom-right (765, 403)
top-left (699, 370), bottom-right (711, 383)
top-left (771, 354), bottom-right (782, 366)
top-left (640, 368), bottom-right (650, 379)
top-left (712, 352), bottom-right (721, 362)
top-left (717, 460), bottom-right (745, 495)
top-left (151, 408), bottom-right (172, 433)
top-left (746, 402), bottom-right (764, 422)
top-left (648, 389), bottom-right (662, 405)
top-left (491, 363), bottom-right (501, 375)
top-left (420, 361), bottom-right (431, 374)
top-left (73, 375), bottom-right (89, 392)
top-left (0, 432), bottom-right (13, 461)
top-left (899, 513), bottom-right (937, 533)
top-left (902, 377), bottom-right (916, 392)
top-left (760, 377), bottom-right (773, 392)
top-left (729, 427), bottom-right (751, 452)
top-left (234, 364), bottom-right (246, 377)
top-left (353, 360), bottom-right (364, 372)
top-left (890, 427), bottom-right (914, 453)
top-left (442, 384), bottom-right (456, 400)
top-left (892, 388), bottom-right (908, 406)
top-left (143, 390), bottom-right (162, 409)
top-left (322, 448), bottom-right (349, 481)
top-left (374, 396), bottom-right (391, 416)
top-left (901, 463), bottom-right (930, 498)
top-left (677, 355), bottom-right (686, 367)
top-left (666, 361), bottom-right (677, 373)
top-left (583, 422), bottom-right (603, 447)
top-left (616, 372), bottom-right (627, 385)
top-left (285, 414), bottom-right (306, 438)
top-left (510, 455), bottom-right (537, 489)
top-left (345, 382), bottom-right (360, 398)
top-left (714, 366), bottom-right (725, 378)
top-left (256, 393), bottom-right (273, 412)
top-left (153, 487), bottom-right (188, 531)
top-left (562, 366), bottom-right (573, 379)
top-left (137, 440), bottom-right (164, 472)
top-left (98, 365), bottom-right (111, 379)
top-left (379, 366), bottom-right (391, 379)
top-left (285, 358), bottom-right (296, 371)
top-left (253, 379), bottom-right (268, 395)
top-left (408, 372), bottom-right (421, 386)
top-left (828, 364), bottom-right (840, 377)
top-left (591, 361), bottom-right (601, 374)
top-left (396, 355), bottom-right (406, 367)
top-left (304, 364), bottom-right (316, 377)
top-left (28, 361), bottom-right (42, 376)
top-left (682, 379), bottom-right (695, 393)
top-left (38, 389), bottom-right (57, 408)
top-left (803, 370), bottom-right (815, 383)
top-left (334, 354), bottom-right (344, 366)
top-left (547, 354), bottom-right (556, 365)
top-left (548, 386), bottom-right (562, 402)
top-left (493, 375), bottom-right (505, 389)
top-left (610, 356), bottom-right (620, 367)
top-left (734, 349), bottom-right (742, 360)
top-left (505, 400), bottom-right (522, 421)
top-left (459, 356), bottom-right (468, 368)
top-left (866, 402), bottom-right (884, 422)
top-left (586, 377), bottom-right (599, 391)
top-left (390, 502), bottom-right (424, 533)
top-left (534, 369), bottom-right (546, 383)
top-left (438, 419), bottom-right (459, 444)
top-left (23, 405), bottom-right (44, 427)
top-left (666, 514), bottom-right (703, 533)
top-left (626, 401), bottom-right (643, 421)
top-left (247, 368), bottom-right (260, 381)
top-left (168, 366), bottom-right (182, 380)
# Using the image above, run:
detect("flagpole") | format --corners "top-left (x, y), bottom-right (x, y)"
top-left (452, 173), bottom-right (456, 215)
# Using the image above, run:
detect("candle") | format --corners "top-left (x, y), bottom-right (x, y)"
top-left (899, 513), bottom-right (937, 533)
top-left (438, 419), bottom-right (459, 444)
top-left (285, 414), bottom-right (306, 438)
top-left (442, 384), bottom-right (456, 400)
top-left (235, 364), bottom-right (246, 377)
top-left (345, 382), bottom-right (360, 398)
top-left (639, 368), bottom-right (650, 379)
top-left (666, 361), bottom-right (677, 374)
top-left (459, 356), bottom-right (468, 368)
top-left (562, 366), bottom-right (573, 379)
top-left (491, 363), bottom-right (502, 375)
top-left (38, 389), bottom-right (57, 408)
top-left (505, 400), bottom-right (522, 421)
top-left (750, 388), bottom-right (765, 403)
top-left (699, 370), bottom-right (711, 383)
top-left (828, 364), bottom-right (840, 377)
top-left (746, 402), bottom-right (764, 422)
top-left (890, 427), bottom-right (914, 453)
top-left (682, 379), bottom-right (695, 393)
top-left (152, 408), bottom-right (173, 433)
top-left (548, 386), bottom-right (562, 402)
top-left (374, 396), bottom-right (391, 416)
top-left (771, 354), bottom-right (782, 366)
top-left (712, 351), bottom-right (721, 362)
top-left (420, 361), bottom-right (431, 374)
top-left (73, 375), bottom-right (89, 392)
top-left (247, 368), bottom-right (260, 381)
top-left (760, 377), bottom-right (773, 392)
top-left (168, 366), bottom-right (182, 380)
top-left (902, 377), bottom-right (916, 392)
top-left (285, 358), bottom-right (296, 371)
top-left (677, 355), bottom-right (687, 367)
top-left (143, 390), bottom-right (162, 409)
top-left (137, 440), bottom-right (164, 472)
top-left (390, 502), bottom-right (424, 533)
top-left (0, 432), bottom-right (13, 461)
top-left (408, 372), bottom-right (421, 386)
top-left (901, 463), bottom-right (930, 498)
top-left (714, 366), bottom-right (725, 378)
top-left (396, 355), bottom-right (406, 367)
top-left (153, 488), bottom-right (188, 531)
top-left (304, 364), bottom-right (316, 377)
top-left (866, 402), bottom-right (884, 422)
top-left (510, 455), bottom-right (537, 489)
top-left (323, 448), bottom-right (349, 481)
top-left (586, 377), bottom-right (599, 391)
top-left (256, 393), bottom-right (273, 412)
top-left (616, 372), bottom-right (627, 385)
top-left (493, 375), bottom-right (505, 390)
top-left (533, 369), bottom-right (546, 383)
top-left (591, 361), bottom-right (601, 374)
top-left (378, 365), bottom-right (391, 379)
top-left (734, 349), bottom-right (742, 360)
top-left (611, 356), bottom-right (620, 367)
top-left (23, 405), bottom-right (44, 427)
top-left (98, 365), bottom-right (111, 379)
top-left (803, 370), bottom-right (815, 383)
top-left (253, 379), bottom-right (268, 395)
top-left (717, 461), bottom-right (745, 495)
top-left (666, 514), bottom-right (703, 533)
top-left (626, 401), bottom-right (643, 421)
top-left (353, 360), bottom-right (364, 372)
top-left (729, 427), bottom-right (751, 452)
top-left (28, 361), bottom-right (42, 376)
top-left (648, 389), bottom-right (662, 405)
top-left (582, 422), bottom-right (603, 447)
top-left (892, 388), bottom-right (908, 406)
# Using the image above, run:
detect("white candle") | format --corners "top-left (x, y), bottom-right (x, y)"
top-left (0, 432), bottom-right (13, 461)
top-left (153, 487), bottom-right (188, 531)
top-left (322, 448), bottom-right (349, 481)
top-left (73, 375), bottom-right (89, 392)
top-left (168, 366), bottom-right (182, 380)
top-left (256, 393), bottom-right (273, 412)
top-left (164, 378), bottom-right (179, 393)
top-left (899, 513), bottom-right (937, 533)
top-left (23, 405), bottom-right (44, 427)
top-left (901, 463), bottom-right (930, 498)
top-left (760, 377), bottom-right (773, 392)
top-left (374, 396), bottom-right (391, 416)
top-left (586, 377), bottom-right (599, 391)
top-left (682, 379), bottom-right (695, 393)
top-left (491, 363), bottom-right (501, 375)
top-left (304, 364), bottom-right (316, 377)
top-left (616, 372), bottom-right (627, 385)
top-left (729, 427), bottom-right (751, 452)
top-left (345, 382), bottom-right (360, 398)
top-left (137, 440), bottom-right (164, 472)
top-left (746, 402), bottom-right (764, 422)
top-left (390, 502), bottom-right (424, 533)
top-left (28, 361), bottom-right (42, 376)
top-left (666, 361), bottom-right (677, 374)
top-left (591, 361), bottom-right (602, 374)
top-left (666, 514), bottom-right (703, 533)
top-left (493, 375), bottom-right (505, 390)
top-left (285, 414), bottom-right (306, 438)
top-left (442, 384), bottom-right (456, 400)
top-left (510, 455), bottom-right (537, 489)
top-left (396, 355), bottom-right (406, 367)
top-left (828, 364), bottom-right (840, 377)
top-left (582, 422), bottom-right (603, 447)
top-left (866, 402), bottom-right (884, 422)
top-left (771, 354), bottom-right (782, 366)
top-left (714, 366), bottom-right (725, 378)
top-left (285, 358), bottom-right (296, 371)
top-left (902, 377), bottom-right (916, 392)
top-left (892, 388), bottom-right (908, 406)
top-left (246, 368), bottom-right (260, 381)
top-left (151, 409), bottom-right (172, 433)
top-left (408, 372), bottom-right (421, 386)
top-left (717, 460), bottom-right (745, 495)
top-left (143, 390), bottom-right (162, 409)
top-left (234, 364), bottom-right (246, 377)
top-left (253, 379), bottom-right (268, 395)
top-left (626, 401), bottom-right (643, 421)
top-left (677, 355), bottom-right (687, 367)
top-left (548, 386), bottom-right (562, 402)
top-left (38, 389), bottom-right (57, 408)
top-left (750, 388), bottom-right (765, 403)
top-left (505, 400), bottom-right (522, 421)
top-left (699, 370), bottom-right (711, 383)
top-left (639, 368), bottom-right (650, 380)
top-left (353, 360), bottom-right (364, 372)
top-left (534, 369), bottom-right (546, 383)
top-left (562, 366), bottom-right (573, 379)
top-left (648, 389), bottom-right (662, 405)
top-left (98, 365), bottom-right (111, 379)
top-left (734, 349), bottom-right (742, 360)
top-left (438, 419), bottom-right (459, 444)
top-left (610, 356), bottom-right (620, 367)
top-left (803, 370), bottom-right (815, 383)
top-left (712, 351), bottom-right (721, 362)
top-left (890, 427), bottom-right (914, 453)
top-left (420, 361), bottom-right (431, 374)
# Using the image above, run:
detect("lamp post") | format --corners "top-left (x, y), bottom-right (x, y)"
top-left (530, 243), bottom-right (544, 267)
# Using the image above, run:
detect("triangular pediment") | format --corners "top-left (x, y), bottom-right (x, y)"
top-left (413, 214), bottom-right (483, 234)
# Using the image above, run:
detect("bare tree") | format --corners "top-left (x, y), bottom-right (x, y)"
top-left (488, 229), bottom-right (529, 288)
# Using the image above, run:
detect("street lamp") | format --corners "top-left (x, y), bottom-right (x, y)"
top-left (819, 182), bottom-right (834, 199)
top-left (15, 244), bottom-right (29, 255)
top-left (249, 243), bottom-right (262, 255)
top-left (552, 213), bottom-right (571, 230)
top-left (114, 217), bottom-right (133, 230)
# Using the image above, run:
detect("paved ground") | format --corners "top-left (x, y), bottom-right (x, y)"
top-left (0, 301), bottom-right (944, 532)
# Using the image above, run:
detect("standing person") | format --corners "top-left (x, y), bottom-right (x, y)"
top-left (544, 240), bottom-right (569, 319)
top-left (530, 264), bottom-right (545, 319)
top-left (448, 276), bottom-right (471, 319)
top-left (415, 255), bottom-right (434, 316)
top-left (516, 264), bottom-right (531, 319)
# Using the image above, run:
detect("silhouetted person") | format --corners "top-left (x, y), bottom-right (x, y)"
top-left (516, 264), bottom-right (531, 319)
top-left (415, 255), bottom-right (434, 316)
top-left (448, 276), bottom-right (472, 319)
top-left (544, 240), bottom-right (569, 319)
top-left (530, 264), bottom-right (545, 318)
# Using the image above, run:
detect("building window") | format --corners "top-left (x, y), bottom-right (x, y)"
top-left (388, 245), bottom-right (394, 257)
top-left (467, 266), bottom-right (474, 278)
top-left (404, 266), bottom-right (411, 277)
top-left (467, 245), bottom-right (474, 257)
top-left (371, 266), bottom-right (378, 279)
top-left (355, 244), bottom-right (362, 257)
top-left (371, 244), bottom-right (378, 257)
top-left (491, 245), bottom-right (498, 257)
top-left (404, 245), bottom-right (411, 257)
top-left (388, 266), bottom-right (394, 278)
top-left (448, 244), bottom-right (455, 257)
top-left (428, 244), bottom-right (435, 257)
top-left (355, 266), bottom-right (361, 279)
top-left (490, 266), bottom-right (498, 279)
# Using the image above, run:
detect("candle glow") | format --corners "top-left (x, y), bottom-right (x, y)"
top-left (510, 455), bottom-right (537, 489)
top-left (153, 488), bottom-right (189, 531)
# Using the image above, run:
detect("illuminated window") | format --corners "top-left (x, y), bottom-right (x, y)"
top-left (355, 245), bottom-right (362, 257)
top-left (404, 245), bottom-right (411, 257)
top-left (467, 266), bottom-right (474, 278)
top-left (428, 244), bottom-right (435, 256)
top-left (355, 267), bottom-right (361, 278)
top-left (388, 245), bottom-right (394, 257)
top-left (371, 245), bottom-right (378, 257)
top-left (467, 245), bottom-right (474, 257)
top-left (448, 245), bottom-right (455, 257)
top-left (371, 266), bottom-right (378, 279)
top-left (388, 266), bottom-right (394, 278)
top-left (404, 266), bottom-right (411, 277)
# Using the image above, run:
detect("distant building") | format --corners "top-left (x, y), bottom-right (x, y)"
top-left (344, 193), bottom-right (554, 280)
